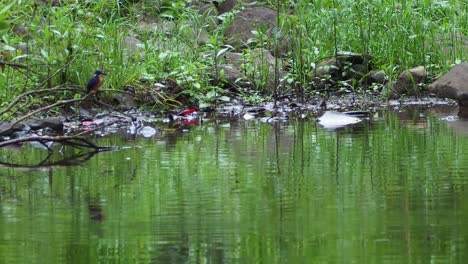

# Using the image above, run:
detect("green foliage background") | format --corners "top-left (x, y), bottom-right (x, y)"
top-left (0, 0), bottom-right (467, 104)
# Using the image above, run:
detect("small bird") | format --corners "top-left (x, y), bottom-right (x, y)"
top-left (86, 70), bottom-right (107, 96)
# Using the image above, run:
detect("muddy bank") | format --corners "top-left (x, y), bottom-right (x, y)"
top-left (0, 92), bottom-right (461, 144)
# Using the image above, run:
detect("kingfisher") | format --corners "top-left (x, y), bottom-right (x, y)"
top-left (87, 70), bottom-right (107, 96)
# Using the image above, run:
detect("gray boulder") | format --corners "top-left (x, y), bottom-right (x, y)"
top-left (0, 117), bottom-right (63, 137)
top-left (217, 64), bottom-right (245, 84)
top-left (24, 117), bottom-right (64, 132)
top-left (113, 90), bottom-right (138, 111)
top-left (224, 7), bottom-right (277, 49)
top-left (214, 0), bottom-right (238, 14)
top-left (217, 49), bottom-right (283, 90)
top-left (392, 66), bottom-right (427, 97)
top-left (367, 70), bottom-right (387, 85)
top-left (428, 63), bottom-right (468, 106)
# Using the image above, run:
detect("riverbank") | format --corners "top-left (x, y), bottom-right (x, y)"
top-left (0, 92), bottom-right (459, 142)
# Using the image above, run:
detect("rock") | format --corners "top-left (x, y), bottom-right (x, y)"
top-left (348, 64), bottom-right (369, 80)
top-left (249, 48), bottom-right (277, 66)
top-left (212, 0), bottom-right (256, 14)
top-left (136, 14), bottom-right (163, 33)
top-left (179, 20), bottom-right (211, 46)
top-left (0, 122), bottom-right (26, 137)
top-left (315, 58), bottom-right (339, 79)
top-left (246, 48), bottom-right (282, 89)
top-left (78, 108), bottom-right (94, 121)
top-left (314, 52), bottom-right (372, 83)
top-left (225, 49), bottom-right (277, 69)
top-left (214, 0), bottom-right (238, 14)
top-left (24, 117), bottom-right (64, 132)
top-left (0, 117), bottom-right (63, 137)
top-left (12, 24), bottom-right (29, 38)
top-left (199, 2), bottom-right (218, 17)
top-left (367, 70), bottom-right (387, 84)
top-left (224, 51), bottom-right (243, 68)
top-left (428, 63), bottom-right (468, 106)
top-left (217, 64), bottom-right (245, 84)
top-left (123, 35), bottom-right (144, 55)
top-left (225, 7), bottom-right (277, 49)
top-left (221, 6), bottom-right (289, 56)
top-left (392, 66), bottom-right (427, 97)
top-left (218, 49), bottom-right (283, 90)
top-left (336, 51), bottom-right (371, 65)
top-left (113, 91), bottom-right (138, 111)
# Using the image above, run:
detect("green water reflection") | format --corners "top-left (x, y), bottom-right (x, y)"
top-left (0, 111), bottom-right (467, 263)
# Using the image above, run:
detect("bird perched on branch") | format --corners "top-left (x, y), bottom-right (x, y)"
top-left (87, 70), bottom-right (107, 96)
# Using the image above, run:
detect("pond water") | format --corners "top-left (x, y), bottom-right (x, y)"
top-left (0, 108), bottom-right (468, 263)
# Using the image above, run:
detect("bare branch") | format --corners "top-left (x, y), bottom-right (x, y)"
top-left (0, 95), bottom-right (90, 136)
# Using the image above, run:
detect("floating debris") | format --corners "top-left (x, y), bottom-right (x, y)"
top-left (317, 111), bottom-right (362, 129)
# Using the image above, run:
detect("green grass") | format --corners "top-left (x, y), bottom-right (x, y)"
top-left (0, 0), bottom-right (466, 109)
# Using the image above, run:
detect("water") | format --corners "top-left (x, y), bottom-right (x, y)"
top-left (0, 109), bottom-right (468, 263)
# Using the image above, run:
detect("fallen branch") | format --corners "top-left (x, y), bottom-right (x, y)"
top-left (0, 95), bottom-right (90, 136)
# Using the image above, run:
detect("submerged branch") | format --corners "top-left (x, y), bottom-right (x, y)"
top-left (0, 134), bottom-right (114, 150)
top-left (0, 151), bottom-right (101, 170)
